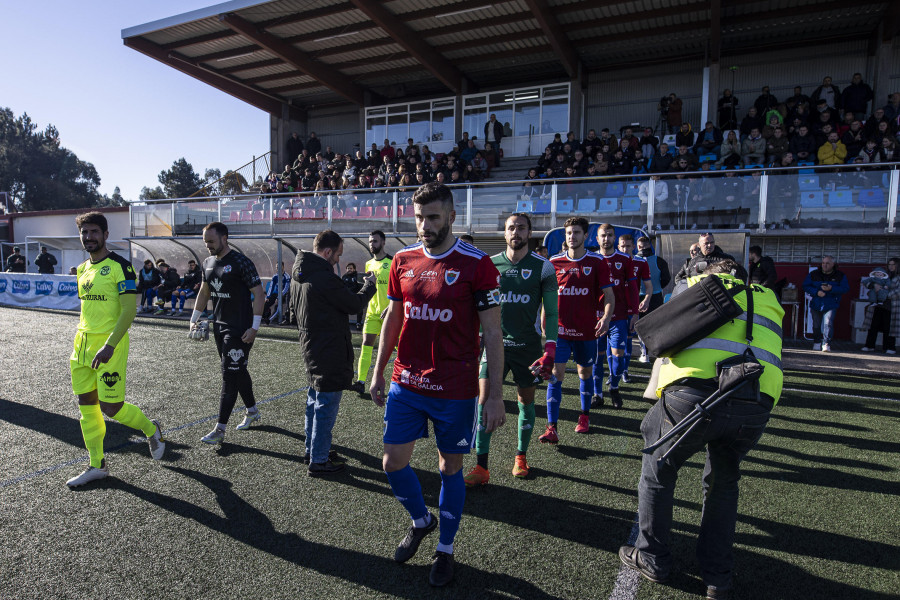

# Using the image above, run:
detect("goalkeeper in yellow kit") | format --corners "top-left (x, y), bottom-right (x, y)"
top-left (350, 230), bottom-right (393, 395)
top-left (66, 212), bottom-right (165, 487)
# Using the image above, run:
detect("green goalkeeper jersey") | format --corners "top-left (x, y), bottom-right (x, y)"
top-left (492, 250), bottom-right (558, 348)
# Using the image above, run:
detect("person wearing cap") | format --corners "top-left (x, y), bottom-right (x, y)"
top-left (35, 246), bottom-right (58, 274)
top-left (6, 247), bottom-right (26, 272)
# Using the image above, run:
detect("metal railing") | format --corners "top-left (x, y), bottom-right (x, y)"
top-left (132, 162), bottom-right (900, 237)
top-left (190, 152), bottom-right (272, 198)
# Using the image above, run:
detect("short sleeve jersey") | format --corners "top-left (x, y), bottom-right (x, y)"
top-left (388, 239), bottom-right (500, 399)
top-left (364, 255), bottom-right (393, 318)
top-left (202, 250), bottom-right (261, 331)
top-left (631, 255), bottom-right (652, 298)
top-left (551, 251), bottom-right (613, 340)
top-left (597, 250), bottom-right (636, 320)
top-left (76, 252), bottom-right (137, 334)
top-left (492, 251), bottom-right (558, 347)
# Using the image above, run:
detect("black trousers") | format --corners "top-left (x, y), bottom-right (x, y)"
top-left (213, 324), bottom-right (256, 424)
top-left (865, 305), bottom-right (896, 351)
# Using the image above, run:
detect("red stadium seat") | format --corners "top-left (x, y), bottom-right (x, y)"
top-left (374, 206), bottom-right (390, 218)
top-left (358, 206), bottom-right (374, 218)
top-left (276, 209), bottom-right (290, 220)
top-left (301, 209), bottom-right (318, 219)
top-left (229, 211), bottom-right (241, 222)
top-left (291, 209), bottom-right (304, 220)
top-left (240, 210), bottom-right (253, 221)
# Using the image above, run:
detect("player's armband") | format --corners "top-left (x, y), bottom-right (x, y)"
top-left (474, 288), bottom-right (501, 311)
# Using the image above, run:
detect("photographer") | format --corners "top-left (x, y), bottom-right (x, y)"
top-left (619, 260), bottom-right (784, 600)
top-left (657, 95), bottom-right (671, 135)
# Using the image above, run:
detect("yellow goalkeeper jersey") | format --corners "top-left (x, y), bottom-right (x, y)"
top-left (364, 255), bottom-right (393, 318)
top-left (76, 252), bottom-right (137, 334)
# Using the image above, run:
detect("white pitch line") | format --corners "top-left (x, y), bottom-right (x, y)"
top-left (608, 516), bottom-right (642, 600)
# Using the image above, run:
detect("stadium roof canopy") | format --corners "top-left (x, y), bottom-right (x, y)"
top-left (123, 0), bottom-right (897, 116)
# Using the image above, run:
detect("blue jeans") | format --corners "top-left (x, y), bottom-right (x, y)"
top-left (305, 388), bottom-right (343, 463)
top-left (810, 307), bottom-right (835, 344)
top-left (636, 386), bottom-right (770, 591)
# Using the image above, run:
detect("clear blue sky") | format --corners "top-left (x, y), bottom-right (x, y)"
top-left (2, 1), bottom-right (270, 201)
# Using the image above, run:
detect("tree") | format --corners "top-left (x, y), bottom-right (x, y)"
top-left (140, 186), bottom-right (166, 201)
top-left (96, 186), bottom-right (127, 207)
top-left (157, 158), bottom-right (205, 199)
top-left (0, 107), bottom-right (103, 211)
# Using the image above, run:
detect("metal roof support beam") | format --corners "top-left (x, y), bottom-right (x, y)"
top-left (220, 13), bottom-right (366, 105)
top-left (710, 0), bottom-right (721, 63)
top-left (123, 37), bottom-right (304, 120)
top-left (347, 0), bottom-right (472, 94)
top-left (522, 0), bottom-right (581, 79)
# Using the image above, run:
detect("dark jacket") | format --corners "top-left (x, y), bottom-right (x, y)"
top-left (749, 256), bottom-right (778, 288)
top-left (841, 82), bottom-right (873, 114)
top-left (159, 268), bottom-right (180, 292)
top-left (182, 267), bottom-right (202, 290)
top-left (306, 136), bottom-right (322, 157)
top-left (291, 250), bottom-right (376, 392)
top-left (286, 136), bottom-right (304, 164)
top-left (35, 252), bottom-right (58, 274)
top-left (484, 120), bottom-right (503, 145)
top-left (789, 133), bottom-right (817, 159)
top-left (674, 247), bottom-right (736, 284)
top-left (803, 267), bottom-right (848, 313)
top-left (6, 253), bottom-right (26, 273)
top-left (137, 266), bottom-right (162, 291)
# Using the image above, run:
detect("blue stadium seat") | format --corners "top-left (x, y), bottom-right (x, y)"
top-left (558, 197), bottom-right (574, 213)
top-left (857, 188), bottom-right (886, 207)
top-left (798, 175), bottom-right (820, 190)
top-left (625, 183), bottom-right (641, 196)
top-left (605, 182), bottom-right (625, 197)
top-left (621, 196), bottom-right (640, 212)
top-left (699, 153), bottom-right (717, 163)
top-left (516, 200), bottom-right (533, 212)
top-left (597, 197), bottom-right (618, 212)
top-left (534, 197), bottom-right (551, 214)
top-left (827, 190), bottom-right (854, 207)
top-left (575, 197), bottom-right (596, 212)
top-left (800, 191), bottom-right (826, 208)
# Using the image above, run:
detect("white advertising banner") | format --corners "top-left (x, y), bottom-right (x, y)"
top-left (0, 273), bottom-right (80, 310)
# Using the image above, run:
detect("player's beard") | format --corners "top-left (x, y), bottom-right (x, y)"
top-left (422, 223), bottom-right (450, 249)
top-left (83, 238), bottom-right (105, 254)
top-left (507, 236), bottom-right (527, 251)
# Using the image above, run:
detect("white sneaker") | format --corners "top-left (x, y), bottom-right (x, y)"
top-left (66, 463), bottom-right (109, 487)
top-left (201, 427), bottom-right (225, 444)
top-left (148, 419), bottom-right (165, 460)
top-left (886, 349), bottom-right (896, 355)
top-left (235, 409), bottom-right (261, 430)
top-left (822, 343), bottom-right (831, 352)
top-left (812, 343), bottom-right (822, 351)
top-left (638, 353), bottom-right (649, 363)
top-left (861, 346), bottom-right (874, 352)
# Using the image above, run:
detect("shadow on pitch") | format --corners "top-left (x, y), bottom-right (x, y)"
top-left (113, 466), bottom-right (559, 600)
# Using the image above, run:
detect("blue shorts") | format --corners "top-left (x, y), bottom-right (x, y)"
top-left (383, 382), bottom-right (478, 454)
top-left (598, 319), bottom-right (629, 354)
top-left (555, 337), bottom-right (597, 367)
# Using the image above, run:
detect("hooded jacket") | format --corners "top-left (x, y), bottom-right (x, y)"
top-left (290, 250), bottom-right (376, 392)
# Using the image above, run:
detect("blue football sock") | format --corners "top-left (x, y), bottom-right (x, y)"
top-left (579, 377), bottom-right (594, 413)
top-left (608, 354), bottom-right (622, 389)
top-left (624, 335), bottom-right (633, 371)
top-left (438, 470), bottom-right (465, 547)
top-left (385, 465), bottom-right (429, 524)
top-left (592, 356), bottom-right (606, 393)
top-left (546, 379), bottom-right (562, 424)
top-left (179, 296), bottom-right (186, 310)
top-left (171, 296), bottom-right (178, 309)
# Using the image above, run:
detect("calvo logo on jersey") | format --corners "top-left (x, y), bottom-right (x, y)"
top-left (444, 269), bottom-right (460, 285)
top-left (58, 281), bottom-right (78, 296)
top-left (521, 269), bottom-right (532, 279)
top-left (583, 266), bottom-right (592, 275)
top-left (559, 286), bottom-right (589, 296)
top-left (12, 280), bottom-right (30, 294)
top-left (35, 281), bottom-right (53, 296)
top-left (100, 266), bottom-right (111, 276)
top-left (100, 372), bottom-right (121, 388)
top-left (500, 292), bottom-right (531, 304)
top-left (404, 301), bottom-right (453, 322)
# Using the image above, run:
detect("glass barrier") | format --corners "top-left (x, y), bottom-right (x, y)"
top-left (655, 173), bottom-right (758, 231)
top-left (556, 179), bottom-right (647, 229)
top-left (173, 200), bottom-right (220, 236)
top-left (471, 182), bottom-right (525, 232)
top-left (768, 167), bottom-right (891, 230)
top-left (130, 203), bottom-right (175, 237)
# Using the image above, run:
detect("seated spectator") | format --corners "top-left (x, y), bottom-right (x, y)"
top-left (457, 132), bottom-right (471, 150)
top-left (693, 121), bottom-right (722, 156)
top-left (675, 122), bottom-right (694, 149)
top-left (565, 131), bottom-right (580, 151)
top-left (464, 163), bottom-right (483, 183)
top-left (786, 86), bottom-right (811, 113)
top-left (380, 139), bottom-right (395, 160)
top-left (598, 128), bottom-right (618, 151)
top-left (717, 130), bottom-right (742, 168)
top-left (672, 156), bottom-right (693, 173)
top-left (608, 150), bottom-right (631, 175)
top-left (741, 127), bottom-right (766, 166)
top-left (761, 114), bottom-right (783, 139)
top-left (538, 147), bottom-right (555, 170)
top-left (571, 149), bottom-right (589, 175)
top-left (817, 131), bottom-right (847, 165)
top-left (170, 259), bottom-right (202, 316)
top-left (837, 111), bottom-right (855, 137)
top-left (618, 138), bottom-right (633, 157)
top-left (550, 151), bottom-right (568, 174)
top-left (675, 145), bottom-right (699, 170)
top-left (872, 120), bottom-right (896, 145)
top-left (789, 124), bottom-right (816, 163)
top-left (324, 146), bottom-right (336, 161)
top-left (405, 138), bottom-right (419, 157)
top-left (649, 143), bottom-right (674, 172)
top-left (137, 259), bottom-right (161, 312)
top-left (632, 149), bottom-right (649, 174)
top-left (883, 92), bottom-right (900, 123)
top-left (562, 142), bottom-right (576, 159)
top-left (811, 109), bottom-right (837, 140)
top-left (766, 127), bottom-right (790, 165)
top-left (421, 145), bottom-right (436, 164)
top-left (548, 133), bottom-right (564, 155)
top-left (523, 168), bottom-right (539, 194)
top-left (717, 89), bottom-right (739, 130)
top-left (740, 107), bottom-right (763, 141)
top-left (621, 128), bottom-right (640, 152)
top-left (842, 120), bottom-right (866, 158)
top-left (153, 263), bottom-right (180, 315)
top-left (460, 139), bottom-right (477, 164)
top-left (778, 151), bottom-right (796, 168)
top-left (858, 139), bottom-right (879, 163)
top-left (582, 129), bottom-right (603, 157)
top-left (639, 127), bottom-right (658, 157)
top-left (878, 137), bottom-right (897, 162)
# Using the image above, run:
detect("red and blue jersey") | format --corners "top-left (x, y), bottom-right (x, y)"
top-left (550, 251), bottom-right (613, 340)
top-left (387, 239), bottom-right (500, 399)
top-left (596, 250), bottom-right (636, 320)
top-left (630, 255), bottom-right (652, 307)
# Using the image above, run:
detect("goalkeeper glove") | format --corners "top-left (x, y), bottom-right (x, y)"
top-left (529, 341), bottom-right (556, 380)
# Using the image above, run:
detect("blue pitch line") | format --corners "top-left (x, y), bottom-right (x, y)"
top-left (0, 387), bottom-right (307, 490)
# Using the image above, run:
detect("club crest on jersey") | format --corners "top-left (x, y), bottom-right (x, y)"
top-left (100, 266), bottom-right (110, 276)
top-left (223, 265), bottom-right (232, 273)
top-left (445, 269), bottom-right (460, 285)
top-left (521, 269), bottom-right (532, 279)
top-left (615, 261), bottom-right (622, 270)
top-left (583, 266), bottom-right (592, 275)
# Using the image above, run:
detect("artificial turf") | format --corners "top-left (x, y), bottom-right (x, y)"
top-left (0, 308), bottom-right (897, 600)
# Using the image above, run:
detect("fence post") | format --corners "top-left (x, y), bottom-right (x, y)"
top-left (758, 173), bottom-right (769, 233)
top-left (887, 168), bottom-right (898, 234)
top-left (392, 191), bottom-right (399, 234)
top-left (550, 183), bottom-right (558, 229)
top-left (252, 155), bottom-right (257, 185)
top-left (466, 186), bottom-right (473, 233)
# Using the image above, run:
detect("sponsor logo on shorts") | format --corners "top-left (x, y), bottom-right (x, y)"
top-left (404, 302), bottom-right (452, 322)
top-left (558, 286), bottom-right (589, 296)
top-left (12, 280), bottom-right (30, 294)
top-left (455, 439), bottom-right (468, 448)
top-left (35, 281), bottom-right (53, 296)
top-left (500, 292), bottom-right (531, 303)
top-left (227, 348), bottom-right (245, 363)
top-left (100, 372), bottom-right (121, 388)
top-left (444, 269), bottom-right (460, 285)
top-left (58, 281), bottom-right (78, 296)
top-left (100, 266), bottom-right (111, 276)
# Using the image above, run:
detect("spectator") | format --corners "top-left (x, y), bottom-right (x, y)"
top-left (464, 163), bottom-right (483, 183)
top-left (675, 145), bottom-right (699, 170)
top-left (290, 230), bottom-right (377, 475)
top-left (608, 150), bottom-right (631, 175)
top-left (638, 175), bottom-right (668, 206)
top-left (675, 122), bottom-right (694, 149)
top-left (565, 131), bottom-right (581, 150)
top-left (879, 137), bottom-right (897, 162)
top-left (5, 246), bottom-right (26, 272)
top-left (537, 146), bottom-right (555, 170)
top-left (883, 92), bottom-right (900, 123)
top-left (153, 263), bottom-right (180, 315)
top-left (459, 139), bottom-right (477, 164)
top-left (811, 110), bottom-right (837, 142)
top-left (717, 89), bottom-right (739, 130)
top-left (817, 131), bottom-right (847, 165)
top-left (761, 113), bottom-right (783, 139)
top-left (860, 258), bottom-right (899, 354)
top-left (693, 121), bottom-right (722, 156)
top-left (341, 262), bottom-right (364, 330)
top-left (841, 73), bottom-right (873, 121)
top-left (171, 259), bottom-right (202, 317)
top-left (534, 245), bottom-right (549, 259)
top-left (748, 245), bottom-right (778, 289)
top-left (739, 107), bottom-right (764, 141)
top-left (632, 149), bottom-right (649, 174)
top-left (571, 149), bottom-right (589, 175)
top-left (484, 114), bottom-right (504, 166)
top-left (324, 146), bottom-right (336, 161)
top-left (305, 132), bottom-right (321, 157)
top-left (650, 143), bottom-right (674, 172)
top-left (68, 266), bottom-right (77, 275)
top-left (766, 127), bottom-right (790, 165)
top-left (548, 132), bottom-right (564, 155)
top-left (620, 127), bottom-right (640, 152)
top-left (598, 128), bottom-right (618, 151)
top-left (287, 132), bottom-right (304, 166)
top-left (842, 120), bottom-right (866, 158)
top-left (639, 127), bottom-right (659, 157)
top-left (137, 259), bottom-right (161, 312)
top-left (716, 130), bottom-right (742, 168)
top-left (741, 128), bottom-right (766, 166)
top-left (790, 123), bottom-right (816, 162)
top-left (380, 139), bottom-right (395, 161)
top-left (35, 246), bottom-right (58, 274)
top-left (810, 76), bottom-right (841, 112)
top-left (582, 128), bottom-right (603, 157)
top-left (802, 255), bottom-right (848, 352)
top-left (753, 86), bottom-right (778, 117)
top-left (786, 86), bottom-right (811, 113)
top-left (666, 93), bottom-right (683, 134)
top-left (420, 145), bottom-right (436, 165)
top-left (674, 233), bottom-right (735, 287)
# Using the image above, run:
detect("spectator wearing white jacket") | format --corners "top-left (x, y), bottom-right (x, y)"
top-left (639, 175), bottom-right (669, 204)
